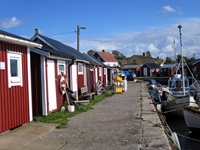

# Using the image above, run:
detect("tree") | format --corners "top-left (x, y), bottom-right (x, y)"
top-left (112, 50), bottom-right (127, 60)
top-left (187, 57), bottom-right (195, 63)
top-left (146, 51), bottom-right (152, 57)
top-left (176, 55), bottom-right (189, 63)
top-left (87, 50), bottom-right (96, 56)
top-left (166, 57), bottom-right (174, 64)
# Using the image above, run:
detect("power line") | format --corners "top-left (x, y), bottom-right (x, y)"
top-left (47, 31), bottom-right (76, 37)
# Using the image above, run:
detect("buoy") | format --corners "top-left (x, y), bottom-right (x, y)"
top-left (61, 106), bottom-right (65, 112)
top-left (116, 88), bottom-right (123, 94)
top-left (156, 104), bottom-right (162, 112)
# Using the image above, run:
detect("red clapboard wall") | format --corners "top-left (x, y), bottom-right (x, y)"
top-left (0, 41), bottom-right (29, 133)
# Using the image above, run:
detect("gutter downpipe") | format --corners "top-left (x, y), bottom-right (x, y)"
top-left (68, 58), bottom-right (75, 87)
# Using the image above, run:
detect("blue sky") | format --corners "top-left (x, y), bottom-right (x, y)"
top-left (1, 0), bottom-right (200, 60)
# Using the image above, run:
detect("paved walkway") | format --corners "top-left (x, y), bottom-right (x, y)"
top-left (0, 82), bottom-right (171, 150)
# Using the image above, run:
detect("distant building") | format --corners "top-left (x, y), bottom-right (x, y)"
top-left (127, 53), bottom-right (164, 66)
top-left (93, 50), bottom-right (119, 67)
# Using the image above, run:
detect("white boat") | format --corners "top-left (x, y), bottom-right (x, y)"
top-left (161, 91), bottom-right (190, 116)
top-left (183, 88), bottom-right (200, 133)
top-left (168, 74), bottom-right (190, 97)
top-left (160, 25), bottom-right (191, 116)
top-left (183, 106), bottom-right (200, 134)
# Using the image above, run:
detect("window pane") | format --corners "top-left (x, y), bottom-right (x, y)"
top-left (78, 63), bottom-right (83, 72)
top-left (59, 65), bottom-right (64, 72)
top-left (10, 59), bottom-right (18, 77)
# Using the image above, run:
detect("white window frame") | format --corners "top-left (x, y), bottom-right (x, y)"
top-left (57, 60), bottom-right (66, 75)
top-left (78, 63), bottom-right (83, 74)
top-left (99, 67), bottom-right (102, 76)
top-left (7, 51), bottom-right (23, 87)
top-left (104, 68), bottom-right (107, 75)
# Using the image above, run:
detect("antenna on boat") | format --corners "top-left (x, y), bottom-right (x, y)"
top-left (178, 24), bottom-right (185, 96)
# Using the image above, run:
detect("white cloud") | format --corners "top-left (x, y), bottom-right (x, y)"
top-left (163, 6), bottom-right (175, 12)
top-left (64, 19), bottom-right (200, 60)
top-left (0, 17), bottom-right (22, 29)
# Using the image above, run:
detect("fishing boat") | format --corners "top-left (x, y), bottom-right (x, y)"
top-left (183, 84), bottom-right (200, 134)
top-left (183, 106), bottom-right (200, 134)
top-left (160, 25), bottom-right (191, 116)
top-left (161, 91), bottom-right (190, 116)
top-left (168, 74), bottom-right (190, 97)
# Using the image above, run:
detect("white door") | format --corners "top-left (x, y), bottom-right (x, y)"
top-left (71, 63), bottom-right (78, 99)
top-left (143, 68), bottom-right (148, 76)
top-left (47, 60), bottom-right (57, 112)
top-left (95, 67), bottom-right (98, 83)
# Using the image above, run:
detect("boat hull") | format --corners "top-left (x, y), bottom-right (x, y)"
top-left (183, 107), bottom-right (200, 134)
top-left (161, 96), bottom-right (190, 117)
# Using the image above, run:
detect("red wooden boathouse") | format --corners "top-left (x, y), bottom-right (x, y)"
top-left (0, 30), bottom-right (42, 133)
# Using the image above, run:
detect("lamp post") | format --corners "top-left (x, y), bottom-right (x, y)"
top-left (77, 25), bottom-right (86, 51)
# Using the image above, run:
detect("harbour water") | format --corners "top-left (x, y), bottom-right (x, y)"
top-left (146, 78), bottom-right (200, 149)
top-left (165, 113), bottom-right (200, 150)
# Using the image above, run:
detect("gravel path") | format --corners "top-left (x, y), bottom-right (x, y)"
top-left (44, 82), bottom-right (171, 150)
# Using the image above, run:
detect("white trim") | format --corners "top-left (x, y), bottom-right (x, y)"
top-left (0, 34), bottom-right (42, 48)
top-left (27, 48), bottom-right (33, 121)
top-left (57, 60), bottom-right (66, 75)
top-left (7, 51), bottom-right (23, 87)
top-left (49, 55), bottom-right (71, 61)
top-left (84, 64), bottom-right (87, 86)
top-left (41, 56), bottom-right (48, 116)
top-left (99, 67), bottom-right (102, 77)
top-left (78, 62), bottom-right (83, 75)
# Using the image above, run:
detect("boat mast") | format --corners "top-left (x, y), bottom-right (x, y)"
top-left (178, 25), bottom-right (185, 95)
top-left (174, 39), bottom-right (176, 64)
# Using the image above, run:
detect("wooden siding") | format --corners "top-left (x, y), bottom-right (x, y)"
top-left (56, 61), bottom-right (68, 110)
top-left (103, 68), bottom-right (106, 86)
top-left (0, 41), bottom-right (29, 133)
top-left (89, 68), bottom-right (95, 92)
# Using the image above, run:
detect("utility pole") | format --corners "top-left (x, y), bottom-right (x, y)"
top-left (77, 25), bottom-right (86, 52)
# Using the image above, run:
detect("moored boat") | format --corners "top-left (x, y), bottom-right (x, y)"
top-left (183, 106), bottom-right (200, 134)
top-left (183, 90), bottom-right (200, 134)
top-left (161, 92), bottom-right (190, 116)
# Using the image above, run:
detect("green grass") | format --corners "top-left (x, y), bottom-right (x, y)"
top-left (34, 90), bottom-right (112, 128)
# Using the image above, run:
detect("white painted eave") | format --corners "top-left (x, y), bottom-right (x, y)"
top-left (0, 34), bottom-right (43, 48)
top-left (48, 55), bottom-right (72, 61)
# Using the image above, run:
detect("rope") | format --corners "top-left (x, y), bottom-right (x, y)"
top-left (177, 133), bottom-right (200, 143)
top-left (161, 107), bottom-right (185, 114)
top-left (157, 111), bottom-right (181, 150)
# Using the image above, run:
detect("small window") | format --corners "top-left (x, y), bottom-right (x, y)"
top-left (57, 60), bottom-right (66, 75)
top-left (78, 63), bottom-right (83, 74)
top-left (99, 67), bottom-right (102, 76)
top-left (7, 51), bottom-right (23, 87)
top-left (104, 68), bottom-right (107, 75)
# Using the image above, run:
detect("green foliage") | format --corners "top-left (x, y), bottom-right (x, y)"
top-left (112, 50), bottom-right (127, 60)
top-left (87, 50), bottom-right (96, 56)
top-left (176, 55), bottom-right (195, 63)
top-left (34, 90), bottom-right (112, 128)
top-left (166, 57), bottom-right (174, 64)
top-left (187, 57), bottom-right (195, 63)
top-left (146, 51), bottom-right (152, 57)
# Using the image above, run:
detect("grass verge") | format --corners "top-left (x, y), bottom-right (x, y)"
top-left (33, 90), bottom-right (112, 128)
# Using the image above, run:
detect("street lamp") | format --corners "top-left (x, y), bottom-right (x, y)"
top-left (77, 25), bottom-right (86, 52)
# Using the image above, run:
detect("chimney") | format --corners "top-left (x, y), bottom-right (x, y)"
top-left (143, 52), bottom-right (145, 56)
top-left (102, 49), bottom-right (105, 52)
top-left (35, 28), bottom-right (40, 35)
